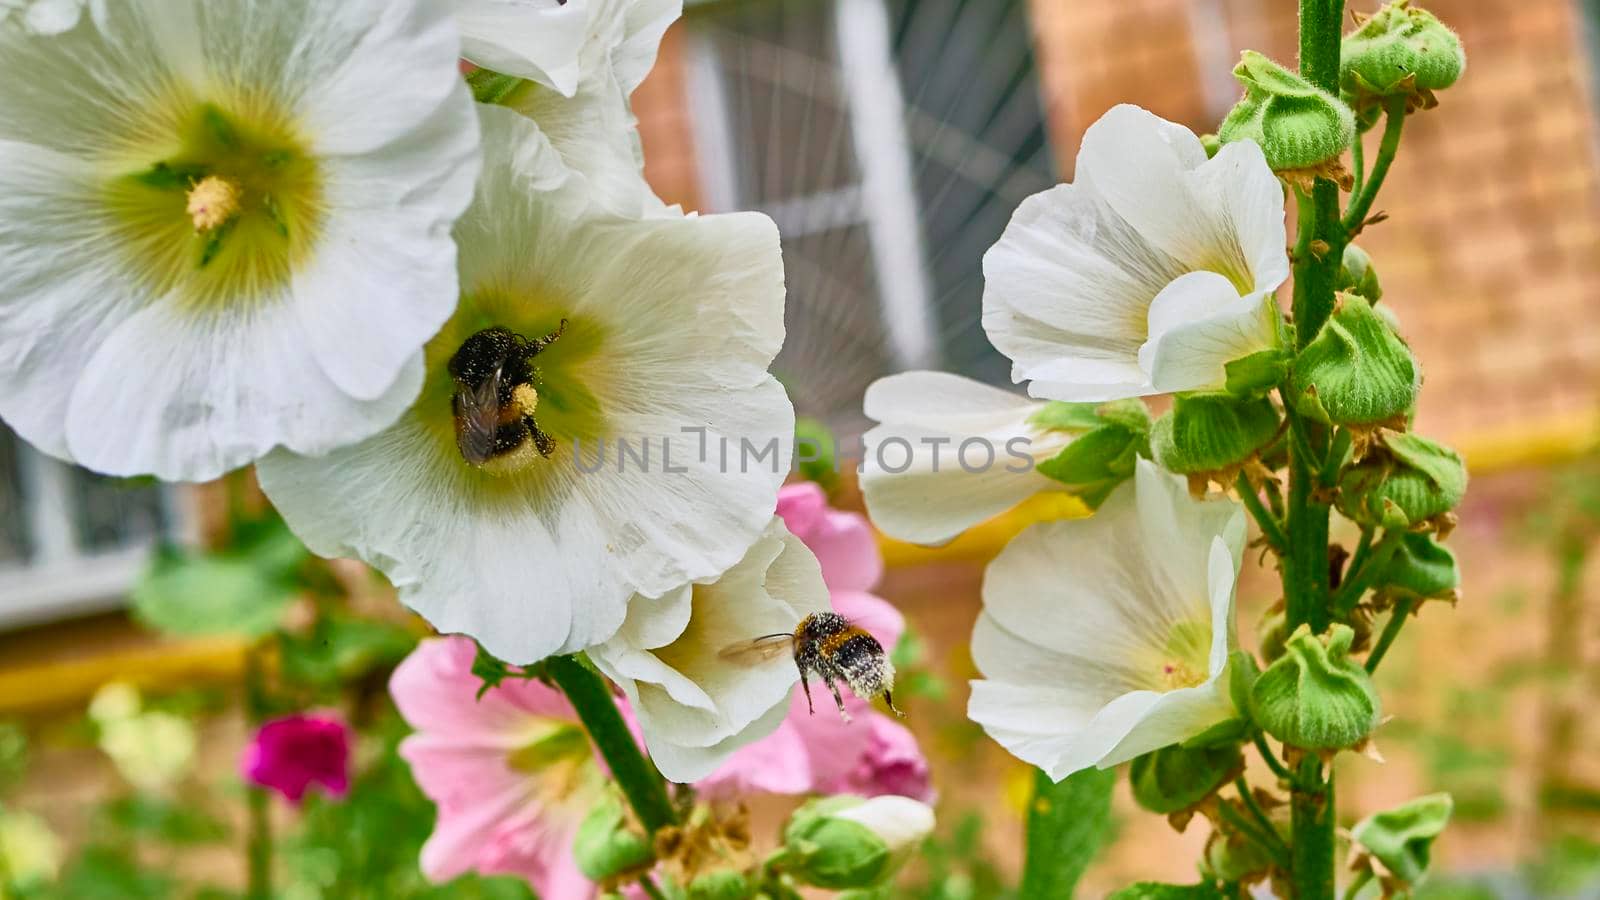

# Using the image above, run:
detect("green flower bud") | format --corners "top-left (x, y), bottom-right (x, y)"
top-left (573, 793), bottom-right (655, 883)
top-left (1378, 533), bottom-right (1459, 603)
top-left (1150, 392), bottom-right (1280, 493)
top-left (1202, 816), bottom-right (1279, 884)
top-left (1250, 624), bottom-right (1381, 752)
top-left (689, 870), bottom-right (756, 900)
top-left (1219, 50), bottom-right (1355, 177)
top-left (1200, 133), bottom-right (1222, 158)
top-left (1341, 1), bottom-right (1465, 113)
top-left (1335, 244), bottom-right (1382, 303)
top-left (783, 796), bottom-right (933, 890)
top-left (1351, 793), bottom-right (1453, 886)
top-left (1130, 743), bottom-right (1243, 815)
top-left (1337, 433), bottom-right (1467, 532)
top-left (1257, 607), bottom-right (1290, 663)
top-left (1290, 294), bottom-right (1418, 428)
top-left (1032, 400), bottom-right (1152, 509)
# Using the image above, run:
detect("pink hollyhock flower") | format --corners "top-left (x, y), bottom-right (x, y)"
top-left (391, 636), bottom-right (634, 898)
top-left (697, 487), bottom-right (934, 802)
top-left (240, 714), bottom-right (351, 805)
top-left (776, 482), bottom-right (884, 592)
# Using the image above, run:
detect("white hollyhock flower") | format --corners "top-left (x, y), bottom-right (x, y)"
top-left (258, 105), bottom-right (791, 664)
top-left (860, 371), bottom-right (1076, 546)
top-left (982, 104), bottom-right (1288, 402)
top-left (0, 0), bottom-right (480, 480)
top-left (590, 518), bottom-right (831, 783)
top-left (968, 459), bottom-right (1247, 780)
top-left (460, 0), bottom-right (680, 216)
top-left (455, 0), bottom-right (677, 98)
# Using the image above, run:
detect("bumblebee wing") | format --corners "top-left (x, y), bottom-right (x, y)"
top-left (454, 366), bottom-right (504, 465)
top-left (718, 634), bottom-right (795, 665)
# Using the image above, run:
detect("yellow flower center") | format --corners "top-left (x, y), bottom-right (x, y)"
top-left (185, 175), bottom-right (242, 232)
top-left (105, 100), bottom-right (322, 310)
top-left (507, 723), bottom-right (593, 801)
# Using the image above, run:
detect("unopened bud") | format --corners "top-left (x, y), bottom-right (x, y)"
top-left (1250, 624), bottom-right (1381, 752)
top-left (1130, 743), bottom-right (1243, 816)
top-left (1219, 50), bottom-right (1354, 184)
top-left (1378, 533), bottom-right (1459, 604)
top-left (689, 869), bottom-right (755, 900)
top-left (1290, 294), bottom-right (1418, 429)
top-left (783, 795), bottom-right (933, 891)
top-left (1337, 433), bottom-right (1467, 532)
top-left (1150, 392), bottom-right (1280, 495)
top-left (1335, 244), bottom-right (1382, 303)
top-left (1341, 1), bottom-right (1465, 118)
top-left (572, 793), bottom-right (655, 883)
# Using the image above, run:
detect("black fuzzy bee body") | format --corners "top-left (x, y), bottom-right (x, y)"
top-left (447, 323), bottom-right (565, 468)
top-left (792, 611), bottom-right (900, 722)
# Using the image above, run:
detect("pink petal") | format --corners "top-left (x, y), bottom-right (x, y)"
top-left (696, 717), bottom-right (816, 799)
top-left (390, 637), bottom-right (580, 738)
top-left (240, 714), bottom-right (351, 805)
top-left (777, 483), bottom-right (884, 592)
top-left (850, 714), bottom-right (935, 802)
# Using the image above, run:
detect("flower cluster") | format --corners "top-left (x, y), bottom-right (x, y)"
top-left (860, 3), bottom-right (1468, 894)
top-left (0, 1), bottom-right (935, 894)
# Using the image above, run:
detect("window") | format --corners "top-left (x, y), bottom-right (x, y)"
top-left (684, 0), bottom-right (1057, 433)
top-left (0, 424), bottom-right (184, 629)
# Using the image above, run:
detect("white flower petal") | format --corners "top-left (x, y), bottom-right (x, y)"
top-left (67, 301), bottom-right (424, 480)
top-left (861, 371), bottom-right (1066, 545)
top-left (981, 104), bottom-right (1288, 402)
top-left (592, 520), bottom-right (832, 783)
top-left (456, 0), bottom-right (590, 94)
top-left (967, 459), bottom-right (1244, 778)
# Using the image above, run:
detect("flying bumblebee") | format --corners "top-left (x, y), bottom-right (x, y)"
top-left (448, 321), bottom-right (566, 471)
top-left (720, 611), bottom-right (900, 722)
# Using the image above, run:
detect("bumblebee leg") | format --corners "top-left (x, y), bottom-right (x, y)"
top-left (827, 679), bottom-right (851, 723)
top-left (530, 318), bottom-right (568, 354)
top-left (799, 671), bottom-right (815, 715)
top-left (531, 421), bottom-right (556, 457)
top-left (884, 689), bottom-right (903, 718)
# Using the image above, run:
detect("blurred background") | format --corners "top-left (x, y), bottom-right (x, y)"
top-left (3, 0), bottom-right (1600, 896)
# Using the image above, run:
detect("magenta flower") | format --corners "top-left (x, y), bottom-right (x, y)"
top-left (390, 636), bottom-right (635, 898)
top-left (697, 484), bottom-right (934, 802)
top-left (240, 714), bottom-right (351, 805)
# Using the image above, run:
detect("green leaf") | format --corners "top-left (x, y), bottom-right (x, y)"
top-left (130, 545), bottom-right (296, 639)
top-left (278, 616), bottom-right (417, 689)
top-left (1224, 349), bottom-right (1290, 397)
top-left (1019, 766), bottom-right (1115, 900)
top-left (1107, 882), bottom-right (1227, 899)
top-left (1035, 425), bottom-right (1140, 486)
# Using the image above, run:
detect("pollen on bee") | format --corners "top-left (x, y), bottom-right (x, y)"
top-left (511, 383), bottom-right (539, 417)
top-left (186, 175), bottom-right (242, 233)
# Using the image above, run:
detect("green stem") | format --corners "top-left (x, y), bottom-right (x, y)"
top-left (1365, 597), bottom-right (1418, 674)
top-left (1237, 472), bottom-right (1288, 555)
top-left (244, 643), bottom-right (273, 900)
top-left (545, 655), bottom-right (677, 833)
top-left (1318, 429), bottom-right (1351, 488)
top-left (1254, 732), bottom-right (1297, 786)
top-left (1236, 776), bottom-right (1291, 858)
top-left (637, 874), bottom-right (670, 900)
top-left (1349, 131), bottom-right (1366, 199)
top-left (1342, 97), bottom-right (1407, 234)
top-left (1290, 756), bottom-right (1337, 900)
top-left (1343, 868), bottom-right (1375, 900)
top-left (1288, 5), bottom-right (1344, 898)
top-left (1332, 529), bottom-right (1402, 619)
top-left (1218, 800), bottom-right (1292, 870)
